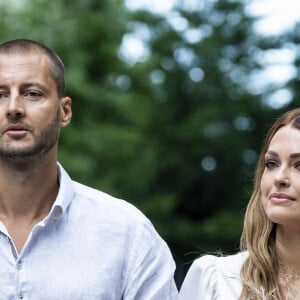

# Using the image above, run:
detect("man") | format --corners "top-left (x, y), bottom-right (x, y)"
top-left (0, 39), bottom-right (178, 299)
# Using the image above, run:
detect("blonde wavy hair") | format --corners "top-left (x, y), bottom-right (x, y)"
top-left (239, 108), bottom-right (300, 299)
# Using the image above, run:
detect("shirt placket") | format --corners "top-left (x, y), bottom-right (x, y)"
top-left (0, 229), bottom-right (26, 299)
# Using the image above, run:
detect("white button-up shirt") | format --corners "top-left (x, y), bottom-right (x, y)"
top-left (0, 163), bottom-right (178, 299)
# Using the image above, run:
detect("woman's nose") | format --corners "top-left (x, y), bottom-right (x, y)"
top-left (274, 167), bottom-right (290, 187)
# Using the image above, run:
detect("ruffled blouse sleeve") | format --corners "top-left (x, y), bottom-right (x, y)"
top-left (179, 255), bottom-right (218, 300)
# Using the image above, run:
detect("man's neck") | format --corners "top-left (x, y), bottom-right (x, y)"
top-left (0, 157), bottom-right (59, 222)
top-left (0, 157), bottom-right (59, 253)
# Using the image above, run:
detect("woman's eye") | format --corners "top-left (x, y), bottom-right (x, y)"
top-left (264, 160), bottom-right (278, 169)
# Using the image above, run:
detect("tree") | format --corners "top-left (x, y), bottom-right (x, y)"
top-left (119, 0), bottom-right (299, 283)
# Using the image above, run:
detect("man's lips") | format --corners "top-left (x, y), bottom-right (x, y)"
top-left (270, 192), bottom-right (295, 203)
top-left (2, 124), bottom-right (30, 138)
top-left (5, 125), bottom-right (28, 132)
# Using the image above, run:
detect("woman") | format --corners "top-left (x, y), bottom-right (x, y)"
top-left (179, 108), bottom-right (300, 299)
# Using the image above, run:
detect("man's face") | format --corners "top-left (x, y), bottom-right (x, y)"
top-left (0, 52), bottom-right (71, 162)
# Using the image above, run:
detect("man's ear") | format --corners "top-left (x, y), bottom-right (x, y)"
top-left (60, 96), bottom-right (72, 127)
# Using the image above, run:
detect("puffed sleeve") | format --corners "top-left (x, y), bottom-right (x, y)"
top-left (179, 255), bottom-right (218, 300)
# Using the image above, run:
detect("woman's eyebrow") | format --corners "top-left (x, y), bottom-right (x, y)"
top-left (290, 153), bottom-right (300, 159)
top-left (265, 150), bottom-right (278, 157)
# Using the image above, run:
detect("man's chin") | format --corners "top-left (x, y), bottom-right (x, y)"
top-left (0, 146), bottom-right (46, 161)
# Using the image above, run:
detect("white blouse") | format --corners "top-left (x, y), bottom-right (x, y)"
top-left (179, 252), bottom-right (248, 300)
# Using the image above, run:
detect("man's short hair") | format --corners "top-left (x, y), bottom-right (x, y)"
top-left (0, 39), bottom-right (65, 97)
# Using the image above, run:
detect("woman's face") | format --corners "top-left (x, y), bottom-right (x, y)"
top-left (261, 125), bottom-right (300, 228)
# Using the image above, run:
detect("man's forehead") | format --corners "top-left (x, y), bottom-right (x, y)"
top-left (0, 52), bottom-right (50, 68)
top-left (0, 52), bottom-right (54, 86)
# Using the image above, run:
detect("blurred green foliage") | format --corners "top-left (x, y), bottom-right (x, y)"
top-left (1, 0), bottom-right (299, 286)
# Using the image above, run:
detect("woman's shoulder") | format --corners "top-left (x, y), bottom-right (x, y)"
top-left (192, 251), bottom-right (247, 275)
top-left (215, 251), bottom-right (248, 273)
top-left (179, 255), bottom-right (218, 299)
top-left (179, 252), bottom-right (248, 300)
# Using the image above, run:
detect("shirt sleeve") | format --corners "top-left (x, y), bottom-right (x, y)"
top-left (123, 220), bottom-right (179, 300)
top-left (179, 255), bottom-right (218, 300)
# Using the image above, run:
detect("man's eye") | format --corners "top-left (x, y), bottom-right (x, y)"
top-left (0, 92), bottom-right (8, 99)
top-left (24, 91), bottom-right (42, 99)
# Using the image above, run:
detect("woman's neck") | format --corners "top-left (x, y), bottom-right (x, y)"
top-left (276, 225), bottom-right (300, 299)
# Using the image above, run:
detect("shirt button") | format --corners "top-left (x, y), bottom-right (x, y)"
top-left (16, 261), bottom-right (22, 270)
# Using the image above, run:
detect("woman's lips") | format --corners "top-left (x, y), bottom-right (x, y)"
top-left (270, 192), bottom-right (295, 204)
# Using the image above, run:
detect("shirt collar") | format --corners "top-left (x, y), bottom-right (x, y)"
top-left (46, 162), bottom-right (75, 221)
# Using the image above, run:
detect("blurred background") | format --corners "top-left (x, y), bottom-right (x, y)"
top-left (2, 0), bottom-right (300, 287)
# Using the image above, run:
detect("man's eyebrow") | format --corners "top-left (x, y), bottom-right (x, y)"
top-left (20, 82), bottom-right (47, 89)
top-left (20, 82), bottom-right (49, 94)
top-left (0, 82), bottom-right (48, 90)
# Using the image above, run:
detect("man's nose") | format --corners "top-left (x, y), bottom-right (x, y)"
top-left (6, 94), bottom-right (25, 119)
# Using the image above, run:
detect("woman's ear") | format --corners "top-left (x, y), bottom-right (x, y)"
top-left (60, 96), bottom-right (72, 127)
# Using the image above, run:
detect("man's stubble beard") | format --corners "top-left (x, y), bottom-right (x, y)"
top-left (0, 108), bottom-right (61, 164)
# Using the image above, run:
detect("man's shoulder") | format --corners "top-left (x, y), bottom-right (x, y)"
top-left (71, 180), bottom-right (150, 225)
